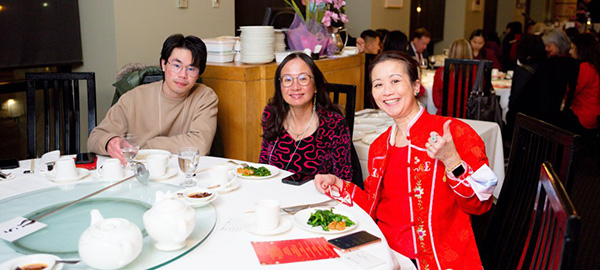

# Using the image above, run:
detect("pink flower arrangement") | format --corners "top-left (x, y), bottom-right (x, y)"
top-left (284, 0), bottom-right (348, 28)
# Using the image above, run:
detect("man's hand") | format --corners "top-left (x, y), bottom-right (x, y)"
top-left (106, 137), bottom-right (126, 165)
top-left (424, 120), bottom-right (461, 168)
top-left (314, 174), bottom-right (343, 194)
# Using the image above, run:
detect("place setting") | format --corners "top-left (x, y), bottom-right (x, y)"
top-left (232, 162), bottom-right (280, 180)
top-left (45, 157), bottom-right (90, 184)
top-left (243, 199), bottom-right (292, 236)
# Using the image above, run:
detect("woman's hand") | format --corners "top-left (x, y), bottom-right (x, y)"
top-left (425, 120), bottom-right (462, 168)
top-left (314, 174), bottom-right (343, 194)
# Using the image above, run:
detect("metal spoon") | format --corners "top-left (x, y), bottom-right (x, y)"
top-left (55, 259), bottom-right (80, 264)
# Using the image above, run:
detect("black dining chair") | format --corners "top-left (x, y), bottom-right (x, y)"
top-left (479, 113), bottom-right (581, 270)
top-left (262, 7), bottom-right (295, 29)
top-left (326, 83), bottom-right (363, 188)
top-left (441, 58), bottom-right (492, 118)
top-left (517, 162), bottom-right (580, 270)
top-left (26, 72), bottom-right (97, 159)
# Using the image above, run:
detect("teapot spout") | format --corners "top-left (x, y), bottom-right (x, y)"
top-left (90, 209), bottom-right (104, 226)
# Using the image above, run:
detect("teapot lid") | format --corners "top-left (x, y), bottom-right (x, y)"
top-left (153, 197), bottom-right (186, 214)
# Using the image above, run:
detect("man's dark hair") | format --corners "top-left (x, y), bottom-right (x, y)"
top-left (382, 31), bottom-right (408, 52)
top-left (160, 34), bottom-right (208, 75)
top-left (411, 28), bottom-right (430, 40)
top-left (361, 30), bottom-right (379, 41)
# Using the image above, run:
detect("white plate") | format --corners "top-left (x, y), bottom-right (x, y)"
top-left (149, 167), bottom-right (178, 181)
top-left (0, 254), bottom-right (63, 270)
top-left (92, 170), bottom-right (135, 181)
top-left (355, 118), bottom-right (386, 126)
top-left (362, 133), bottom-right (380, 145)
top-left (177, 189), bottom-right (218, 208)
top-left (293, 208), bottom-right (357, 234)
top-left (352, 130), bottom-right (365, 141)
top-left (353, 124), bottom-right (377, 133)
top-left (134, 149), bottom-right (171, 162)
top-left (236, 164), bottom-right (280, 179)
top-left (46, 168), bottom-right (90, 183)
top-left (244, 216), bottom-right (292, 236)
top-left (208, 179), bottom-right (241, 193)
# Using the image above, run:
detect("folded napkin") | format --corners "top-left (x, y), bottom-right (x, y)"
top-left (36, 150), bottom-right (60, 173)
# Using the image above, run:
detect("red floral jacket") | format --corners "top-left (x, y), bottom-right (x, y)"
top-left (343, 108), bottom-right (497, 270)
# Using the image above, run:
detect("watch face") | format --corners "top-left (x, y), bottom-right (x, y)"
top-left (452, 164), bottom-right (466, 178)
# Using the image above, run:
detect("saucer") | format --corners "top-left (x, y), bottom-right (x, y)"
top-left (149, 168), bottom-right (178, 181)
top-left (0, 254), bottom-right (63, 270)
top-left (208, 179), bottom-right (241, 193)
top-left (92, 170), bottom-right (134, 181)
top-left (244, 216), bottom-right (292, 236)
top-left (46, 168), bottom-right (90, 183)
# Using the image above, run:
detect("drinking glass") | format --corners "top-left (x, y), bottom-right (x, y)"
top-left (119, 134), bottom-right (139, 170)
top-left (178, 146), bottom-right (199, 188)
top-left (420, 57), bottom-right (428, 69)
top-left (428, 55), bottom-right (436, 69)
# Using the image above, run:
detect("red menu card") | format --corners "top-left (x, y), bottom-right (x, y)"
top-left (251, 237), bottom-right (339, 265)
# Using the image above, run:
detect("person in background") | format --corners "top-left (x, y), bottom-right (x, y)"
top-left (382, 30), bottom-right (408, 52)
top-left (432, 39), bottom-right (473, 116)
top-left (566, 33), bottom-right (600, 135)
top-left (408, 28), bottom-right (431, 63)
top-left (506, 34), bottom-right (547, 138)
top-left (259, 52), bottom-right (352, 183)
top-left (469, 29), bottom-right (502, 69)
top-left (565, 27), bottom-right (580, 41)
top-left (486, 31), bottom-right (503, 62)
top-left (314, 51), bottom-right (497, 269)
top-left (359, 30), bottom-right (381, 54)
top-left (502, 21), bottom-right (522, 71)
top-left (542, 28), bottom-right (571, 57)
top-left (88, 34), bottom-right (218, 163)
top-left (376, 28), bottom-right (390, 50)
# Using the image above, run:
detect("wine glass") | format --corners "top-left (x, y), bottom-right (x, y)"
top-left (428, 55), bottom-right (436, 69)
top-left (178, 146), bottom-right (199, 188)
top-left (419, 57), bottom-right (428, 70)
top-left (120, 134), bottom-right (139, 170)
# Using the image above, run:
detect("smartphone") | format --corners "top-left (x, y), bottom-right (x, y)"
top-left (281, 172), bottom-right (312, 186)
top-left (327, 230), bottom-right (382, 252)
top-left (0, 158), bottom-right (19, 170)
top-left (75, 153), bottom-right (96, 164)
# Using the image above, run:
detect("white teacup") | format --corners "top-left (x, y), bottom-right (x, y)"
top-left (209, 165), bottom-right (236, 188)
top-left (99, 158), bottom-right (124, 181)
top-left (506, 70), bottom-right (514, 79)
top-left (147, 154), bottom-right (168, 178)
top-left (492, 68), bottom-right (499, 77)
top-left (255, 199), bottom-right (280, 231)
top-left (54, 157), bottom-right (78, 180)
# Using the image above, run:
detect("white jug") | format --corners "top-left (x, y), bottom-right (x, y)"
top-left (78, 209), bottom-right (143, 270)
top-left (143, 191), bottom-right (196, 251)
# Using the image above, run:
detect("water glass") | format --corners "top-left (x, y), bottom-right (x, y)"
top-left (120, 134), bottom-right (139, 170)
top-left (428, 55), bottom-right (436, 69)
top-left (178, 146), bottom-right (199, 188)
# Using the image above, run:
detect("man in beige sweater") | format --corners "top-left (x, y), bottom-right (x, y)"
top-left (88, 34), bottom-right (218, 163)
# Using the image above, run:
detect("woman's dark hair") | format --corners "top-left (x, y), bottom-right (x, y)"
top-left (507, 21), bottom-right (523, 35)
top-left (368, 50), bottom-right (419, 86)
top-left (382, 31), bottom-right (408, 52)
top-left (262, 53), bottom-right (341, 141)
top-left (516, 34), bottom-right (546, 64)
top-left (469, 29), bottom-right (488, 58)
top-left (376, 28), bottom-right (390, 41)
top-left (160, 34), bottom-right (207, 75)
top-left (572, 33), bottom-right (600, 76)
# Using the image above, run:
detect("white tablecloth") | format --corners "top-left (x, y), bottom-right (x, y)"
top-left (419, 69), bottom-right (512, 122)
top-left (353, 111), bottom-right (505, 199)
top-left (0, 156), bottom-right (416, 270)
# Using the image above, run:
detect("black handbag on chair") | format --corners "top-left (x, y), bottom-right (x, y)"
top-left (466, 60), bottom-right (504, 129)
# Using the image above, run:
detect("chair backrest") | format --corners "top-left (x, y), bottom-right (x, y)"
top-left (262, 7), bottom-right (295, 29)
top-left (26, 72), bottom-right (97, 158)
top-left (518, 162), bottom-right (580, 270)
top-left (480, 113), bottom-right (581, 270)
top-left (441, 58), bottom-right (492, 118)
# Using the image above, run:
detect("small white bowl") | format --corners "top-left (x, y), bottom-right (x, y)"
top-left (183, 188), bottom-right (214, 203)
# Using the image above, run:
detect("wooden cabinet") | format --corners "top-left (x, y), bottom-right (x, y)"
top-left (201, 53), bottom-right (365, 161)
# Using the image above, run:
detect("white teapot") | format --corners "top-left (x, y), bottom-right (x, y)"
top-left (78, 209), bottom-right (143, 270)
top-left (143, 190), bottom-right (196, 251)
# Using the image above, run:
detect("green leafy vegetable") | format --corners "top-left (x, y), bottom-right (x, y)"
top-left (307, 209), bottom-right (355, 231)
top-left (240, 166), bottom-right (271, 177)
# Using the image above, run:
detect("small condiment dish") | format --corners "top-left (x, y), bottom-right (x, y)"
top-left (183, 187), bottom-right (214, 203)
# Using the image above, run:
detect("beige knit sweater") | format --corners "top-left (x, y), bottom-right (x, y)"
top-left (88, 81), bottom-right (218, 155)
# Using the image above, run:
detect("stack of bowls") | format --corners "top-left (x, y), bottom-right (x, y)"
top-left (203, 37), bottom-right (237, 63)
top-left (274, 30), bottom-right (286, 52)
top-left (240, 26), bottom-right (275, 64)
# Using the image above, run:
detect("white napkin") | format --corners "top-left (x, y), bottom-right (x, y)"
top-left (36, 150), bottom-right (60, 173)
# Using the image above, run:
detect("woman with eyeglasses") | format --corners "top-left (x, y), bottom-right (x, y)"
top-left (258, 52), bottom-right (352, 183)
top-left (314, 51), bottom-right (497, 269)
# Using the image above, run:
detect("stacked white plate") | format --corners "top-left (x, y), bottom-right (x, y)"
top-left (274, 30), bottom-right (286, 52)
top-left (240, 26), bottom-right (275, 64)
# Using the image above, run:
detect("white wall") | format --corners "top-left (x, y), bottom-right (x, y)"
top-left (345, 0), bottom-right (372, 37)
top-left (371, 0), bottom-right (411, 34)
top-left (436, 0), bottom-right (467, 54)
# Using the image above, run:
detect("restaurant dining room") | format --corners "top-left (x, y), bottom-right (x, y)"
top-left (1, 0), bottom-right (600, 269)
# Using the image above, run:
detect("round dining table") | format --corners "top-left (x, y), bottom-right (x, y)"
top-left (0, 156), bottom-right (416, 269)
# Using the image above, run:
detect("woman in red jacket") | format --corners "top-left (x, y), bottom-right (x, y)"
top-left (314, 51), bottom-right (498, 270)
top-left (432, 39), bottom-right (473, 116)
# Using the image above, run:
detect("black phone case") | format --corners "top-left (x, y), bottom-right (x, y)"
top-left (281, 176), bottom-right (311, 186)
top-left (75, 153), bottom-right (96, 164)
top-left (327, 230), bottom-right (381, 251)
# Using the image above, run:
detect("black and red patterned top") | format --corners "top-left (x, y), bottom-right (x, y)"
top-left (259, 105), bottom-right (352, 181)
